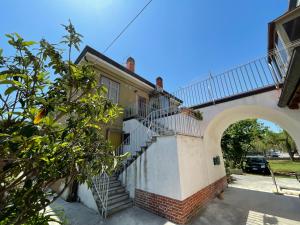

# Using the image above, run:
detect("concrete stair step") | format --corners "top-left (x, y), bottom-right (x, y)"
top-left (109, 176), bottom-right (118, 181)
top-left (108, 192), bottom-right (129, 200)
top-left (109, 180), bottom-right (121, 188)
top-left (107, 199), bottom-right (133, 216)
top-left (108, 186), bottom-right (125, 195)
top-left (108, 193), bottom-right (130, 206)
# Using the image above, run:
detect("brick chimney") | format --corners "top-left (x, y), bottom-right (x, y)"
top-left (126, 57), bottom-right (135, 72)
top-left (156, 76), bottom-right (163, 89)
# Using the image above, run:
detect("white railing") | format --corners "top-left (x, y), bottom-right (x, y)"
top-left (92, 172), bottom-right (110, 218)
top-left (169, 41), bottom-right (300, 108)
top-left (150, 107), bottom-right (202, 137)
top-left (124, 102), bottom-right (159, 119)
top-left (117, 106), bottom-right (202, 159)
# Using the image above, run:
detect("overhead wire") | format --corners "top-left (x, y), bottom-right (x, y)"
top-left (103, 0), bottom-right (153, 53)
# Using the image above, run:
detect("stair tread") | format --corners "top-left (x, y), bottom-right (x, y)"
top-left (109, 181), bottom-right (121, 187)
top-left (107, 199), bottom-right (132, 211)
top-left (109, 186), bottom-right (124, 191)
top-left (108, 192), bottom-right (129, 200)
top-left (108, 195), bottom-right (130, 206)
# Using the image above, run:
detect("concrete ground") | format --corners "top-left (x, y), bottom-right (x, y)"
top-left (50, 174), bottom-right (300, 225)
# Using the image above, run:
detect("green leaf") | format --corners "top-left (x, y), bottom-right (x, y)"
top-left (5, 33), bottom-right (13, 39)
top-left (0, 80), bottom-right (22, 86)
top-left (86, 124), bottom-right (100, 129)
top-left (57, 106), bottom-right (68, 113)
top-left (4, 86), bottom-right (18, 95)
top-left (22, 41), bottom-right (37, 47)
top-left (40, 157), bottom-right (49, 163)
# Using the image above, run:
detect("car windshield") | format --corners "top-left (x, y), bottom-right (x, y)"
top-left (247, 158), bottom-right (266, 163)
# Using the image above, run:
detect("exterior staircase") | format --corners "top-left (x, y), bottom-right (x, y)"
top-left (91, 106), bottom-right (199, 218)
top-left (91, 175), bottom-right (133, 217)
top-left (116, 119), bottom-right (175, 176)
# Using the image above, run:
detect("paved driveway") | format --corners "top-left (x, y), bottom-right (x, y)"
top-left (50, 174), bottom-right (300, 225)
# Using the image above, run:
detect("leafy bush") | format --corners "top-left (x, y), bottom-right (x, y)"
top-left (0, 22), bottom-right (125, 225)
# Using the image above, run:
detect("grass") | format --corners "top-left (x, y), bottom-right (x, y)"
top-left (268, 160), bottom-right (300, 174)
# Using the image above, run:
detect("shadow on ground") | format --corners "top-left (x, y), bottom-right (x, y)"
top-left (50, 185), bottom-right (300, 225)
top-left (190, 187), bottom-right (300, 225)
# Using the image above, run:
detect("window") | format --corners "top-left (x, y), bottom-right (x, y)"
top-left (283, 15), bottom-right (300, 42)
top-left (100, 76), bottom-right (120, 104)
top-left (123, 133), bottom-right (130, 145)
top-left (159, 95), bottom-right (170, 109)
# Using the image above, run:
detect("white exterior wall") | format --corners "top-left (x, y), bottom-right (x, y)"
top-left (120, 134), bottom-right (225, 201)
top-left (122, 119), bottom-right (156, 155)
top-left (120, 135), bottom-right (182, 200)
top-left (176, 135), bottom-right (225, 200)
top-left (77, 183), bottom-right (98, 212)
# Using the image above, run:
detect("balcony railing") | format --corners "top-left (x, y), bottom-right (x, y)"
top-left (123, 102), bottom-right (158, 119)
top-left (117, 106), bottom-right (202, 156)
top-left (167, 40), bottom-right (300, 108)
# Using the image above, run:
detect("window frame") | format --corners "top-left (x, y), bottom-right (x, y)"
top-left (100, 75), bottom-right (120, 104)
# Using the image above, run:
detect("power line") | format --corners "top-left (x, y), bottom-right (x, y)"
top-left (103, 0), bottom-right (153, 53)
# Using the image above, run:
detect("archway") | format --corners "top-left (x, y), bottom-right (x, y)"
top-left (201, 104), bottom-right (300, 183)
top-left (199, 104), bottom-right (300, 224)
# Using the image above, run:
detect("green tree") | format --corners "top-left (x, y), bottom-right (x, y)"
top-left (277, 130), bottom-right (298, 161)
top-left (252, 130), bottom-right (279, 156)
top-left (0, 22), bottom-right (124, 225)
top-left (221, 119), bottom-right (266, 168)
top-left (254, 129), bottom-right (298, 161)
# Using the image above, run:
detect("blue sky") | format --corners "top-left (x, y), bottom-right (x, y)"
top-left (0, 0), bottom-right (288, 132)
top-left (258, 119), bottom-right (282, 133)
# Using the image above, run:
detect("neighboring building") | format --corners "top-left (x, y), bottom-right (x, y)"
top-left (268, 0), bottom-right (300, 108)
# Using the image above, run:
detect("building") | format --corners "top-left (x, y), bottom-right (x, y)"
top-left (69, 1), bottom-right (300, 224)
top-left (75, 46), bottom-right (181, 149)
top-left (268, 0), bottom-right (300, 109)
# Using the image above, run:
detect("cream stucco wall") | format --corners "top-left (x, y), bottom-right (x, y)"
top-left (94, 65), bottom-right (151, 132)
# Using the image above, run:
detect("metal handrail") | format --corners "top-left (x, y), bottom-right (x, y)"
top-left (123, 102), bottom-right (160, 119)
top-left (149, 106), bottom-right (202, 137)
top-left (170, 41), bottom-right (300, 108)
top-left (92, 172), bottom-right (109, 218)
top-left (116, 106), bottom-right (201, 157)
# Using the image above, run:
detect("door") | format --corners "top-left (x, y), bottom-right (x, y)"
top-left (138, 96), bottom-right (147, 118)
top-left (108, 130), bottom-right (122, 151)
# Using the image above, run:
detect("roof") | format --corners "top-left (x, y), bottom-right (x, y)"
top-left (75, 45), bottom-right (182, 103)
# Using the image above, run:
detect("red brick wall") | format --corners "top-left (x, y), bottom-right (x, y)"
top-left (135, 176), bottom-right (227, 224)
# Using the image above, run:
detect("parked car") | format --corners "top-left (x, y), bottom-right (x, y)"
top-left (243, 156), bottom-right (270, 175)
top-left (271, 153), bottom-right (279, 157)
top-left (270, 151), bottom-right (280, 158)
